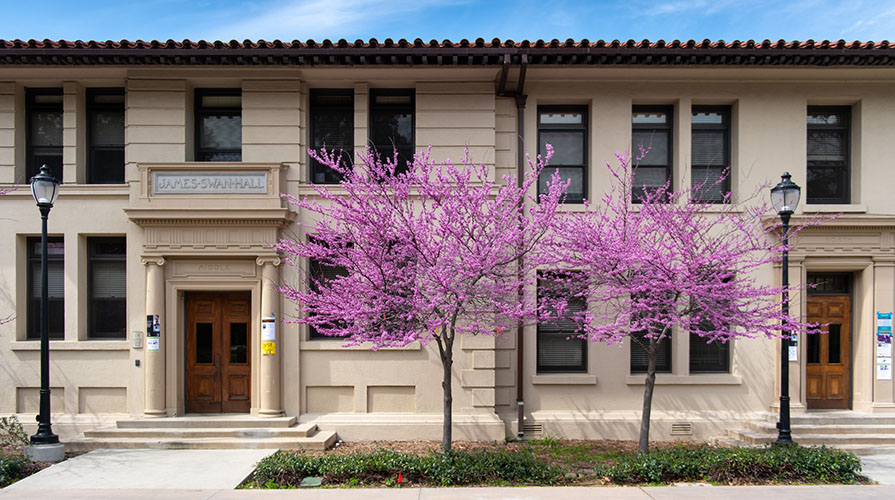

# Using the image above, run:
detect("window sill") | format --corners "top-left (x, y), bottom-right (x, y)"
top-left (300, 341), bottom-right (421, 351)
top-left (1, 184), bottom-right (129, 197)
top-left (531, 374), bottom-right (597, 385)
top-left (625, 374), bottom-right (742, 385)
top-left (803, 204), bottom-right (866, 214)
top-left (11, 340), bottom-right (130, 351)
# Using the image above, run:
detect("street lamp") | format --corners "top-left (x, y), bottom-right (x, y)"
top-left (770, 171), bottom-right (800, 446)
top-left (29, 165), bottom-right (60, 447)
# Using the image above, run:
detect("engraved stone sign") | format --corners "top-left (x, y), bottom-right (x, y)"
top-left (153, 171), bottom-right (268, 194)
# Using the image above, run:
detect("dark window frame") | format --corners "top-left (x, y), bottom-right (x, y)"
top-left (307, 258), bottom-right (349, 340)
top-left (537, 105), bottom-right (588, 204)
top-left (309, 88), bottom-right (355, 184)
top-left (631, 105), bottom-right (674, 202)
top-left (194, 88), bottom-right (242, 162)
top-left (369, 88), bottom-right (415, 172)
top-left (87, 237), bottom-right (127, 339)
top-left (26, 236), bottom-right (64, 340)
top-left (806, 272), bottom-right (852, 296)
top-left (630, 331), bottom-right (672, 374)
top-left (690, 105), bottom-right (731, 203)
top-left (536, 275), bottom-right (588, 374)
top-left (807, 106), bottom-right (851, 205)
top-left (87, 88), bottom-right (126, 184)
top-left (26, 88), bottom-right (64, 182)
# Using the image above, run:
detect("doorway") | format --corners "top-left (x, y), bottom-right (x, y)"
top-left (805, 273), bottom-right (851, 410)
top-left (186, 292), bottom-right (251, 413)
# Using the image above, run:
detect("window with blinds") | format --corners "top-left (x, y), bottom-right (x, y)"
top-left (369, 89), bottom-right (414, 173)
top-left (632, 105), bottom-right (673, 203)
top-left (537, 106), bottom-right (588, 203)
top-left (689, 332), bottom-right (730, 373)
top-left (87, 88), bottom-right (125, 184)
top-left (26, 88), bottom-right (64, 181)
top-left (691, 106), bottom-right (731, 203)
top-left (807, 106), bottom-right (850, 204)
top-left (630, 332), bottom-right (672, 374)
top-left (195, 89), bottom-right (242, 162)
top-left (310, 89), bottom-right (354, 184)
top-left (308, 258), bottom-right (349, 339)
top-left (27, 237), bottom-right (64, 340)
top-left (88, 238), bottom-right (126, 339)
top-left (537, 277), bottom-right (587, 373)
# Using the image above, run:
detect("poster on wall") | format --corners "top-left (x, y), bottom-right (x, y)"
top-left (877, 312), bottom-right (892, 380)
top-left (788, 333), bottom-right (799, 361)
top-left (147, 337), bottom-right (160, 352)
top-left (261, 317), bottom-right (276, 342)
top-left (146, 314), bottom-right (160, 338)
top-left (262, 341), bottom-right (276, 355)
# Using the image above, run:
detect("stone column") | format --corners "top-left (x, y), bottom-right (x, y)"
top-left (258, 257), bottom-right (283, 417)
top-left (142, 257), bottom-right (166, 417)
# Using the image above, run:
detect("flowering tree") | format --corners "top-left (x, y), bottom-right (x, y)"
top-left (544, 152), bottom-right (823, 454)
top-left (278, 147), bottom-right (567, 452)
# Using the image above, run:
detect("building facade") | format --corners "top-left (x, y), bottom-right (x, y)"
top-left (1, 39), bottom-right (894, 443)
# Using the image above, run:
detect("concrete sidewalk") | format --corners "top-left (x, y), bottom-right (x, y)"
top-left (3, 449), bottom-right (276, 491)
top-left (2, 485), bottom-right (895, 499)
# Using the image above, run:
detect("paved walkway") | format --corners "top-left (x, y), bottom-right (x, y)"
top-left (858, 455), bottom-right (895, 485)
top-left (2, 485), bottom-right (895, 499)
top-left (3, 449), bottom-right (277, 491)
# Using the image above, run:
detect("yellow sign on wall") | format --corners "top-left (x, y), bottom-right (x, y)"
top-left (262, 342), bottom-right (276, 355)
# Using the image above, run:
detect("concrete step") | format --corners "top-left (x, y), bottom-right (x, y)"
top-left (746, 421), bottom-right (895, 435)
top-left (730, 429), bottom-right (895, 446)
top-left (85, 423), bottom-right (318, 439)
top-left (115, 415), bottom-right (297, 429)
top-left (761, 412), bottom-right (895, 426)
top-left (66, 429), bottom-right (338, 452)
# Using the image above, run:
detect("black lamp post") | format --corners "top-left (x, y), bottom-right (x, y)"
top-left (29, 165), bottom-right (60, 446)
top-left (770, 172), bottom-right (801, 446)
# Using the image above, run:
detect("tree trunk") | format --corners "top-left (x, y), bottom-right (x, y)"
top-left (638, 335), bottom-right (658, 454)
top-left (438, 327), bottom-right (454, 453)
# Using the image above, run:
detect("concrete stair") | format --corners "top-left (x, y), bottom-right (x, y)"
top-left (67, 416), bottom-right (338, 452)
top-left (716, 411), bottom-right (895, 455)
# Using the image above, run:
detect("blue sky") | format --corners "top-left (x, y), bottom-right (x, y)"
top-left (1, 0), bottom-right (893, 42)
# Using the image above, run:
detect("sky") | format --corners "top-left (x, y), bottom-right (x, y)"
top-left (0, 0), bottom-right (892, 43)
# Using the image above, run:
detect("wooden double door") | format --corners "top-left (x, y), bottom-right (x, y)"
top-left (186, 293), bottom-right (251, 413)
top-left (806, 295), bottom-right (851, 409)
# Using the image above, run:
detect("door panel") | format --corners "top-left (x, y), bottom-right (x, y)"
top-left (186, 293), bottom-right (251, 413)
top-left (805, 295), bottom-right (851, 410)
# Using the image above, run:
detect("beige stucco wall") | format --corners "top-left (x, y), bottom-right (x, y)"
top-left (1, 64), bottom-right (895, 442)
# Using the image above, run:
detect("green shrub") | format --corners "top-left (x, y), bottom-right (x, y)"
top-left (253, 448), bottom-right (563, 487)
top-left (0, 455), bottom-right (28, 486)
top-left (0, 416), bottom-right (29, 447)
top-left (596, 445), bottom-right (862, 485)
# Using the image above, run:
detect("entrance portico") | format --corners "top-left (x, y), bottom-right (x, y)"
top-left (126, 162), bottom-right (293, 418)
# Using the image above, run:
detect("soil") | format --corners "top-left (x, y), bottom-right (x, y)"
top-left (1, 443), bottom-right (81, 488)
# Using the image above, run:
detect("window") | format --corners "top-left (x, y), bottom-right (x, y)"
top-left (310, 89), bottom-right (354, 184)
top-left (537, 276), bottom-right (587, 373)
top-left (630, 331), bottom-right (671, 374)
top-left (807, 106), bottom-right (850, 204)
top-left (538, 107), bottom-right (587, 203)
top-left (369, 89), bottom-right (414, 172)
top-left (195, 89), bottom-right (242, 161)
top-left (632, 106), bottom-right (673, 202)
top-left (87, 88), bottom-right (125, 184)
top-left (27, 237), bottom-right (64, 340)
top-left (691, 106), bottom-right (730, 203)
top-left (807, 272), bottom-right (851, 295)
top-left (689, 333), bottom-right (730, 373)
top-left (88, 238), bottom-right (126, 339)
top-left (307, 258), bottom-right (349, 339)
top-left (26, 88), bottom-right (64, 182)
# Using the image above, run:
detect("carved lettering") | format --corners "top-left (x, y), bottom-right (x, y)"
top-left (153, 172), bottom-right (268, 194)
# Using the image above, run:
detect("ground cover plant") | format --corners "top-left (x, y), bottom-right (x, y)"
top-left (245, 440), bottom-right (864, 488)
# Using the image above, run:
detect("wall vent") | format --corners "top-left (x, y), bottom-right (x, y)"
top-left (671, 422), bottom-right (693, 436)
top-left (522, 423), bottom-right (543, 438)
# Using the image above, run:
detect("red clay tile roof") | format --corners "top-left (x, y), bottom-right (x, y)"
top-left (0, 38), bottom-right (892, 66)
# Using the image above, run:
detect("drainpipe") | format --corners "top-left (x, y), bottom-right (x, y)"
top-left (497, 53), bottom-right (528, 439)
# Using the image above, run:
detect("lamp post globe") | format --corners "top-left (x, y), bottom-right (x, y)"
top-left (770, 172), bottom-right (800, 446)
top-left (29, 164), bottom-right (60, 446)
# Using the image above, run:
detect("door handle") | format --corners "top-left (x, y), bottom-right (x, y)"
top-left (214, 354), bottom-right (220, 381)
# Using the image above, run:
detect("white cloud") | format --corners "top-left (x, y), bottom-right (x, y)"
top-left (207, 0), bottom-right (461, 41)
